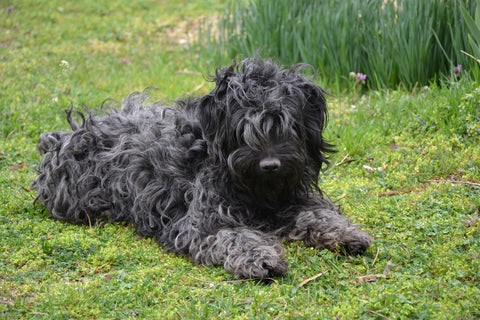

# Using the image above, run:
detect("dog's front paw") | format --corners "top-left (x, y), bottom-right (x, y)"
top-left (224, 245), bottom-right (289, 279)
top-left (339, 228), bottom-right (372, 255)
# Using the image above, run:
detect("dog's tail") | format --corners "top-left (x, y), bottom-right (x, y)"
top-left (31, 110), bottom-right (110, 224)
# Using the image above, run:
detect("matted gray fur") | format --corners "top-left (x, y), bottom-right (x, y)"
top-left (31, 58), bottom-right (372, 278)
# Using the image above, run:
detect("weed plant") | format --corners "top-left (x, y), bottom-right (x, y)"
top-left (199, 0), bottom-right (478, 90)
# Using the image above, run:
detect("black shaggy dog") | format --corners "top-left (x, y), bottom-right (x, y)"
top-left (32, 58), bottom-right (372, 278)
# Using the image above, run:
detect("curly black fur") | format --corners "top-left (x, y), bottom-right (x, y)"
top-left (31, 58), bottom-right (372, 278)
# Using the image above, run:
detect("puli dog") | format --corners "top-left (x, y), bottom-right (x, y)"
top-left (31, 58), bottom-right (372, 279)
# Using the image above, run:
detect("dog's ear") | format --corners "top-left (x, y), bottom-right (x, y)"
top-left (196, 62), bottom-right (238, 149)
top-left (300, 81), bottom-right (335, 171)
top-left (197, 94), bottom-right (225, 144)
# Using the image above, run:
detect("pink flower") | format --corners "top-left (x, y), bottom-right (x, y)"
top-left (454, 64), bottom-right (462, 74)
top-left (356, 73), bottom-right (367, 83)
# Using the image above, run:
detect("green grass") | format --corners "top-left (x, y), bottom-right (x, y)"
top-left (1, 0), bottom-right (480, 319)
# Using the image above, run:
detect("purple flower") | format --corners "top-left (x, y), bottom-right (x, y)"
top-left (454, 64), bottom-right (462, 74)
top-left (6, 5), bottom-right (13, 13)
top-left (356, 73), bottom-right (367, 83)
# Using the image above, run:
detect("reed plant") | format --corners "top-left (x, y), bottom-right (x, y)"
top-left (199, 0), bottom-right (477, 90)
top-left (462, 0), bottom-right (480, 60)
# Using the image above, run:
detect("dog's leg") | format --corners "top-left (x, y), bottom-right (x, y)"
top-left (286, 198), bottom-right (372, 255)
top-left (188, 228), bottom-right (289, 279)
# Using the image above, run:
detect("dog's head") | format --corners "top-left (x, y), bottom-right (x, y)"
top-left (197, 58), bottom-right (334, 207)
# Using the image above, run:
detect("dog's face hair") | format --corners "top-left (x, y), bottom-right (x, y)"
top-left (195, 58), bottom-right (334, 208)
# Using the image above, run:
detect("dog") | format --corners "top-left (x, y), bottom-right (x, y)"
top-left (31, 58), bottom-right (372, 278)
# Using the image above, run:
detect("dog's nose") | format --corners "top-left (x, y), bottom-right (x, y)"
top-left (259, 158), bottom-right (281, 172)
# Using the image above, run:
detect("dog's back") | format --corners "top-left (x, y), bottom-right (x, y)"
top-left (31, 91), bottom-right (207, 238)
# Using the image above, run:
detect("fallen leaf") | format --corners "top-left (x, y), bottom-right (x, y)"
top-left (388, 144), bottom-right (404, 150)
top-left (353, 274), bottom-right (382, 284)
top-left (9, 162), bottom-right (27, 170)
top-left (352, 260), bottom-right (393, 284)
top-left (117, 57), bottom-right (132, 65)
top-left (383, 260), bottom-right (393, 277)
top-left (378, 191), bottom-right (401, 197)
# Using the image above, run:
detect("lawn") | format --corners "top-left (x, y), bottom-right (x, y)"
top-left (1, 0), bottom-right (479, 319)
